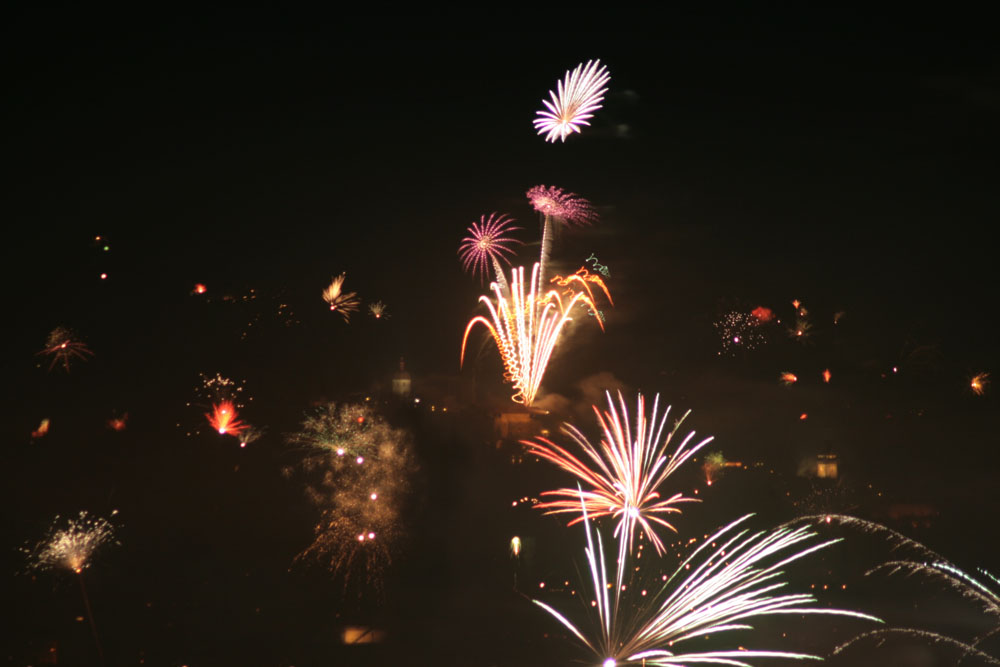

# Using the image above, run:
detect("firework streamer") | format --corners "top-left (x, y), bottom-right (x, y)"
top-left (524, 391), bottom-right (711, 559)
top-left (461, 262), bottom-right (604, 406)
top-left (533, 502), bottom-right (880, 666)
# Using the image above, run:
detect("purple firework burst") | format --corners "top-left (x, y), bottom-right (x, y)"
top-left (534, 59), bottom-right (610, 143)
top-left (458, 213), bottom-right (522, 283)
top-left (526, 185), bottom-right (598, 226)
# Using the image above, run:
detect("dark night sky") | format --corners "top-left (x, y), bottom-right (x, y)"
top-left (3, 10), bottom-right (999, 666)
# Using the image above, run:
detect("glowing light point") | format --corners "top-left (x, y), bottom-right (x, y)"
top-left (603, 659), bottom-right (616, 667)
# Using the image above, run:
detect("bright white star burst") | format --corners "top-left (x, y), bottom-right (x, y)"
top-left (534, 59), bottom-right (610, 143)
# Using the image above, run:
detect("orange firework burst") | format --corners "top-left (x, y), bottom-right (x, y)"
top-left (779, 372), bottom-right (798, 386)
top-left (38, 327), bottom-right (94, 372)
top-left (822, 369), bottom-right (832, 383)
top-left (206, 401), bottom-right (246, 435)
top-left (107, 413), bottom-right (128, 431)
top-left (750, 306), bottom-right (774, 323)
top-left (550, 267), bottom-right (614, 306)
top-left (970, 372), bottom-right (990, 396)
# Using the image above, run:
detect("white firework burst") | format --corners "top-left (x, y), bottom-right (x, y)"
top-left (534, 59), bottom-right (610, 143)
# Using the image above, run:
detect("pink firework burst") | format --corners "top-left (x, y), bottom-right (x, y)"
top-left (534, 59), bottom-right (610, 142)
top-left (526, 185), bottom-right (598, 226)
top-left (458, 213), bottom-right (522, 283)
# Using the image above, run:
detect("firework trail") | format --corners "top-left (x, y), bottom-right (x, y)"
top-left (461, 263), bottom-right (604, 406)
top-left (533, 507), bottom-right (880, 666)
top-left (322, 273), bottom-right (360, 322)
top-left (38, 327), bottom-right (93, 372)
top-left (524, 391), bottom-right (711, 557)
top-left (368, 301), bottom-right (389, 319)
top-left (534, 59), bottom-right (610, 143)
top-left (833, 629), bottom-right (1000, 665)
top-left (458, 213), bottom-right (522, 291)
top-left (780, 372), bottom-right (798, 386)
top-left (527, 185), bottom-right (598, 286)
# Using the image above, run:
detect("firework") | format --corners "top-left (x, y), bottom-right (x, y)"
top-left (524, 391), bottom-right (711, 556)
top-left (833, 628), bottom-right (1000, 665)
top-left (550, 267), bottom-right (614, 307)
top-left (458, 213), bottom-right (522, 287)
top-left (534, 59), bottom-right (610, 143)
top-left (238, 425), bottom-right (264, 448)
top-left (527, 184), bottom-right (598, 288)
top-left (822, 368), bottom-right (832, 383)
top-left (787, 318), bottom-right (813, 342)
top-left (24, 511), bottom-right (118, 575)
top-left (533, 509), bottom-right (880, 666)
top-left (206, 400), bottom-right (246, 436)
top-left (527, 185), bottom-right (598, 226)
top-left (971, 372), bottom-right (990, 396)
top-left (38, 327), bottom-right (93, 372)
top-left (322, 273), bottom-right (361, 322)
top-left (780, 372), bottom-right (798, 386)
top-left (461, 263), bottom-right (604, 406)
top-left (106, 413), bottom-right (128, 431)
top-left (290, 403), bottom-right (415, 595)
top-left (368, 301), bottom-right (389, 319)
top-left (751, 306), bottom-right (774, 323)
top-left (510, 536), bottom-right (522, 558)
top-left (31, 418), bottom-right (50, 440)
top-left (714, 311), bottom-right (767, 355)
top-left (701, 450), bottom-right (728, 485)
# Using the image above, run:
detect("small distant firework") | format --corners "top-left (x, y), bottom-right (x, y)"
top-left (833, 310), bottom-right (845, 324)
top-left (458, 213), bottom-right (522, 285)
top-left (750, 305), bottom-right (774, 323)
top-left (714, 311), bottom-right (767, 355)
top-left (533, 59), bottom-right (610, 143)
top-left (701, 450), bottom-right (727, 486)
top-left (38, 327), bottom-right (94, 372)
top-left (971, 372), bottom-right (990, 396)
top-left (799, 413), bottom-right (809, 420)
top-left (193, 283), bottom-right (207, 295)
top-left (524, 391), bottom-right (712, 556)
top-left (238, 426), bottom-right (264, 448)
top-left (527, 185), bottom-right (598, 226)
top-left (533, 509), bottom-right (880, 666)
top-left (206, 401), bottom-right (246, 436)
top-left (31, 418), bottom-right (50, 440)
top-left (291, 403), bottom-right (415, 596)
top-left (780, 372), bottom-right (798, 386)
top-left (461, 263), bottom-right (604, 406)
top-left (106, 413), bottom-right (128, 432)
top-left (792, 299), bottom-right (801, 310)
top-left (510, 536), bottom-right (522, 559)
top-left (24, 511), bottom-right (118, 574)
top-left (788, 318), bottom-right (813, 342)
top-left (822, 368), bottom-right (832, 383)
top-left (322, 273), bottom-right (361, 322)
top-left (368, 301), bottom-right (389, 319)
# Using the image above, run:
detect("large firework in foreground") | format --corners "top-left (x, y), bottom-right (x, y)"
top-left (524, 391), bottom-right (711, 556)
top-left (288, 403), bottom-right (415, 596)
top-left (527, 185), bottom-right (598, 285)
top-left (534, 59), bottom-right (610, 143)
top-left (322, 273), bottom-right (361, 322)
top-left (458, 212), bottom-right (522, 288)
top-left (461, 262), bottom-right (604, 406)
top-left (38, 326), bottom-right (94, 372)
top-left (534, 509), bottom-right (880, 666)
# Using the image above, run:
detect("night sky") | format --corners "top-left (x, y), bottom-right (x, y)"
top-left (4, 10), bottom-right (999, 666)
